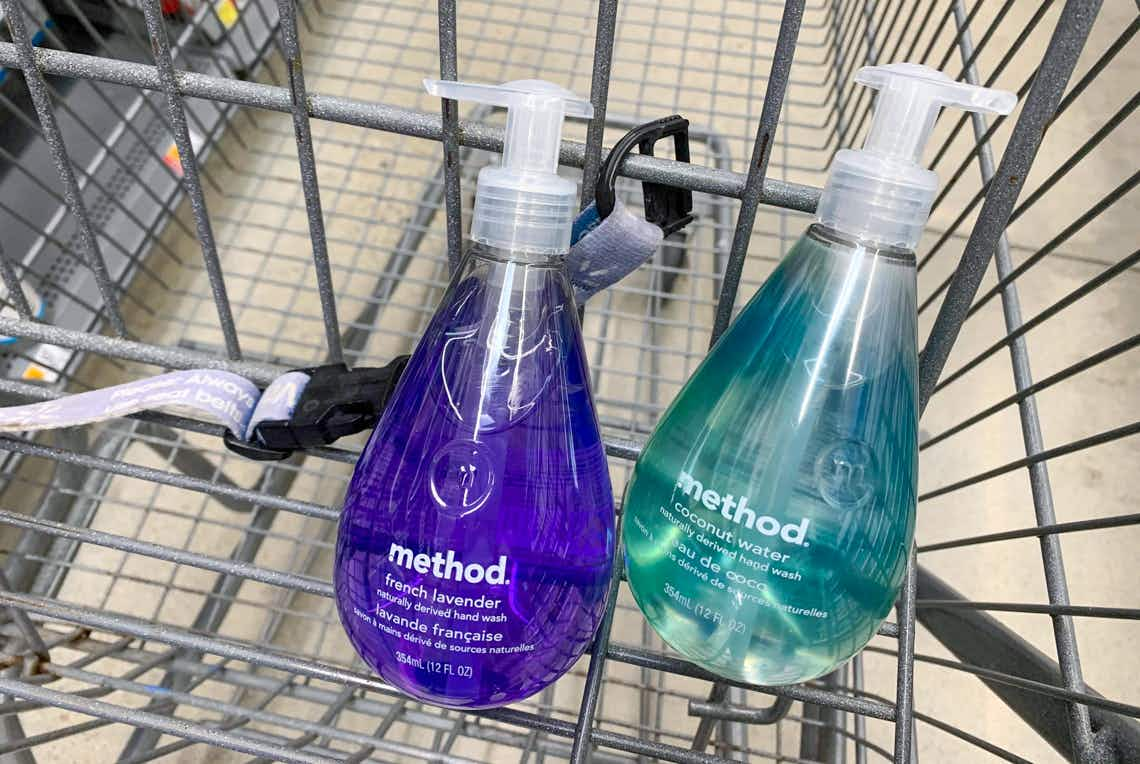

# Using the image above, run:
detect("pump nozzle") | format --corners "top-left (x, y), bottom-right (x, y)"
top-left (425, 78), bottom-right (594, 254)
top-left (817, 63), bottom-right (1016, 250)
top-left (857, 63), bottom-right (1016, 163)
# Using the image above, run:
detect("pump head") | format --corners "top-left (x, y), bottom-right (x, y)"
top-left (817, 63), bottom-right (1016, 250)
top-left (425, 78), bottom-right (593, 254)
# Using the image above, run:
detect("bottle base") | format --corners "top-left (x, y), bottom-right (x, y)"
top-left (626, 574), bottom-right (858, 688)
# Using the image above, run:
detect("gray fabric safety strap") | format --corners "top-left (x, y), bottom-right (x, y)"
top-left (0, 369), bottom-right (307, 440)
top-left (567, 200), bottom-right (664, 304)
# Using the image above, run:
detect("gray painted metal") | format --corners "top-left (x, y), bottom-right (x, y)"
top-left (275, 0), bottom-right (343, 362)
top-left (949, 1), bottom-right (1092, 755)
top-left (579, 0), bottom-right (620, 208)
top-left (436, 0), bottom-right (462, 271)
top-left (0, 42), bottom-right (821, 208)
top-left (0, 0), bottom-right (127, 335)
top-left (709, 0), bottom-right (806, 343)
top-left (139, 0), bottom-right (242, 359)
top-left (0, 0), bottom-right (1128, 761)
top-left (916, 0), bottom-right (1104, 412)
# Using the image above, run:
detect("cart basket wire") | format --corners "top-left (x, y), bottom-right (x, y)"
top-left (0, 0), bottom-right (1136, 760)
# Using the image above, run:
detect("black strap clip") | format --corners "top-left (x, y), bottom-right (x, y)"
top-left (224, 355), bottom-right (410, 461)
top-left (594, 115), bottom-right (695, 236)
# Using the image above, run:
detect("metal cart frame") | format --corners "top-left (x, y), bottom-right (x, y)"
top-left (0, 0), bottom-right (1135, 761)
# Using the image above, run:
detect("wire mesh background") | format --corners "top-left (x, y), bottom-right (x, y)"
top-left (0, 0), bottom-right (1135, 761)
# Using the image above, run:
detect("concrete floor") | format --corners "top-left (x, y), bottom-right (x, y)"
top-left (2, 0), bottom-right (1137, 761)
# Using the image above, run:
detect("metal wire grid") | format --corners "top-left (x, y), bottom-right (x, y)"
top-left (0, 0), bottom-right (276, 402)
top-left (0, 0), bottom-right (1133, 760)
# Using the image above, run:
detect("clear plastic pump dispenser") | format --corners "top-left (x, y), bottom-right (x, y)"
top-left (424, 78), bottom-right (593, 254)
top-left (621, 64), bottom-right (1017, 687)
top-left (817, 63), bottom-right (1016, 249)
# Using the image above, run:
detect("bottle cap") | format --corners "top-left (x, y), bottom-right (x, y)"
top-left (817, 63), bottom-right (1016, 249)
top-left (425, 78), bottom-right (593, 255)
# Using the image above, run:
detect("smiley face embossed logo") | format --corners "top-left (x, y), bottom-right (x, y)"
top-left (815, 439), bottom-right (877, 510)
top-left (430, 440), bottom-right (496, 516)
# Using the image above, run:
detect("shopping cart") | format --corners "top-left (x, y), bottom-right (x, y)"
top-left (0, 0), bottom-right (1135, 760)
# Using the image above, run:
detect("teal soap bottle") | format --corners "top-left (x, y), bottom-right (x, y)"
top-left (622, 64), bottom-right (1016, 686)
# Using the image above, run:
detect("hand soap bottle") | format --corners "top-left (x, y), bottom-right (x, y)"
top-left (335, 80), bottom-right (614, 709)
top-left (622, 64), bottom-right (1015, 686)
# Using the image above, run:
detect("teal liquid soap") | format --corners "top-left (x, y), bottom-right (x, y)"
top-left (623, 225), bottom-right (918, 685)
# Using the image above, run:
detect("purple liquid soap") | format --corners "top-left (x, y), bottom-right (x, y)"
top-left (335, 243), bottom-right (614, 709)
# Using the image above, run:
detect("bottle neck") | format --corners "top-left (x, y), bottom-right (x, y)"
top-left (807, 224), bottom-right (916, 265)
top-left (465, 241), bottom-right (567, 267)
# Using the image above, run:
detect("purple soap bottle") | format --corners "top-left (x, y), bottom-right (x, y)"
top-left (335, 79), bottom-right (614, 709)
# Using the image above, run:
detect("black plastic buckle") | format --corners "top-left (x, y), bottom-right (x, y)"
top-left (224, 355), bottom-right (410, 461)
top-left (594, 115), bottom-right (695, 237)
